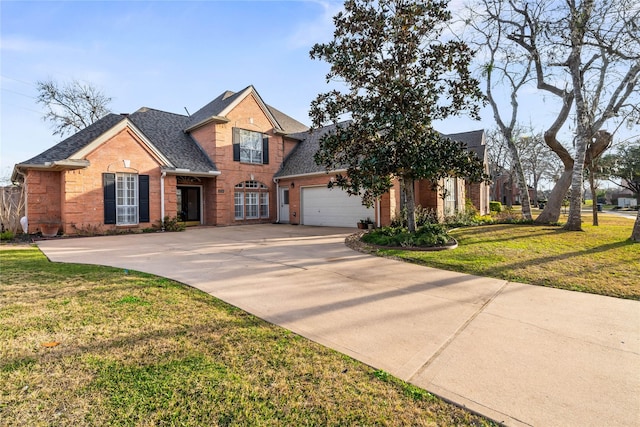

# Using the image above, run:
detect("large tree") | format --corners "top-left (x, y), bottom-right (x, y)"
top-left (465, 0), bottom-right (535, 219)
top-left (468, 0), bottom-right (639, 230)
top-left (36, 78), bottom-right (112, 137)
top-left (310, 0), bottom-right (487, 232)
top-left (604, 143), bottom-right (640, 241)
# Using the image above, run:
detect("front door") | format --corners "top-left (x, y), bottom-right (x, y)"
top-left (279, 187), bottom-right (290, 223)
top-left (177, 186), bottom-right (201, 225)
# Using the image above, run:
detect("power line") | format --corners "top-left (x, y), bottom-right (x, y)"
top-left (1, 87), bottom-right (36, 99)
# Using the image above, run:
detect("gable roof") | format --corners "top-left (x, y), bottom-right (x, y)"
top-left (275, 122), bottom-right (349, 178)
top-left (446, 129), bottom-right (486, 161)
top-left (128, 108), bottom-right (217, 173)
top-left (18, 114), bottom-right (127, 165)
top-left (276, 124), bottom-right (486, 178)
top-left (186, 86), bottom-right (308, 134)
top-left (16, 109), bottom-right (218, 175)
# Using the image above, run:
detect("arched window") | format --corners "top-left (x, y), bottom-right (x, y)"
top-left (234, 181), bottom-right (269, 220)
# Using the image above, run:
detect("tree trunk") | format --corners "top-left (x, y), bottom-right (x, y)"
top-left (401, 176), bottom-right (417, 233)
top-left (588, 167), bottom-right (599, 226)
top-left (631, 209), bottom-right (640, 242)
top-left (506, 140), bottom-right (532, 220)
top-left (535, 168), bottom-right (572, 224)
top-left (563, 0), bottom-right (594, 232)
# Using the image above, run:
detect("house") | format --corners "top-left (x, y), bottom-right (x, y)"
top-left (12, 85), bottom-right (489, 235)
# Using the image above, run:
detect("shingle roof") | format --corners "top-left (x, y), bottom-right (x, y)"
top-left (445, 129), bottom-right (485, 160)
top-left (187, 86), bottom-right (308, 134)
top-left (275, 122), bottom-right (349, 178)
top-left (276, 124), bottom-right (486, 178)
top-left (186, 89), bottom-right (245, 129)
top-left (19, 114), bottom-right (126, 165)
top-left (128, 108), bottom-right (217, 173)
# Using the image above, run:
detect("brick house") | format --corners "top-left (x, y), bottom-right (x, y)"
top-left (12, 85), bottom-right (488, 235)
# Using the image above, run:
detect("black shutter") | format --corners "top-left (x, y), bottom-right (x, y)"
top-left (138, 175), bottom-right (150, 223)
top-left (262, 136), bottom-right (269, 164)
top-left (233, 127), bottom-right (240, 161)
top-left (103, 173), bottom-right (116, 224)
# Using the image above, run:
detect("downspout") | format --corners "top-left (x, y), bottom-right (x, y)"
top-left (273, 177), bottom-right (280, 223)
top-left (376, 197), bottom-right (381, 228)
top-left (160, 171), bottom-right (166, 231)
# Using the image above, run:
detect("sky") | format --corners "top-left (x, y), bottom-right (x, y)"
top-left (2, 0), bottom-right (628, 183)
top-left (0, 0), bottom-right (491, 181)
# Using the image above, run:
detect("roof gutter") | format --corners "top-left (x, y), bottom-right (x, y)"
top-left (274, 169), bottom-right (347, 180)
top-left (184, 116), bottom-right (230, 133)
top-left (11, 160), bottom-right (90, 181)
top-left (161, 168), bottom-right (221, 177)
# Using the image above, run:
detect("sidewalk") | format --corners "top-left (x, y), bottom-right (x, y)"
top-left (37, 225), bottom-right (640, 426)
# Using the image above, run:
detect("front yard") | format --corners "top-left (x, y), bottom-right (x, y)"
top-left (0, 248), bottom-right (492, 426)
top-left (371, 214), bottom-right (639, 300)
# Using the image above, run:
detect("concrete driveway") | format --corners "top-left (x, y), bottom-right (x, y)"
top-left (38, 225), bottom-right (640, 426)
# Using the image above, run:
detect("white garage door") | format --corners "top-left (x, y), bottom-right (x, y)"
top-left (301, 186), bottom-right (374, 227)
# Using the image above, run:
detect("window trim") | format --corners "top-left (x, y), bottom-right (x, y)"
top-left (234, 180), bottom-right (270, 220)
top-left (232, 127), bottom-right (269, 164)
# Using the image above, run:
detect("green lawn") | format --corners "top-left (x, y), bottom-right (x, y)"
top-left (0, 248), bottom-right (492, 426)
top-left (373, 214), bottom-right (639, 300)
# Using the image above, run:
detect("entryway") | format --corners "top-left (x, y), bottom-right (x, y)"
top-left (177, 186), bottom-right (201, 226)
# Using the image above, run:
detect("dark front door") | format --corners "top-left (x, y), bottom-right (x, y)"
top-left (177, 187), bottom-right (201, 223)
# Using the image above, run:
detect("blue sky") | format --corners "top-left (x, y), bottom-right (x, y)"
top-left (2, 0), bottom-right (498, 180)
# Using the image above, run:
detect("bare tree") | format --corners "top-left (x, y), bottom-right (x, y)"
top-left (36, 79), bottom-right (112, 137)
top-left (466, 0), bottom-right (640, 230)
top-left (464, 0), bottom-right (534, 219)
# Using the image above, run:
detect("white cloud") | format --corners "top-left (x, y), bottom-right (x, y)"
top-left (0, 35), bottom-right (76, 53)
top-left (286, 0), bottom-right (343, 50)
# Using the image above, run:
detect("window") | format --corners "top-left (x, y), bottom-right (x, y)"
top-left (232, 128), bottom-right (269, 164)
top-left (234, 181), bottom-right (269, 220)
top-left (116, 173), bottom-right (138, 224)
top-left (103, 173), bottom-right (149, 225)
top-left (443, 177), bottom-right (457, 216)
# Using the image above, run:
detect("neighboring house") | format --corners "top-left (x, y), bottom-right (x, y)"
top-left (12, 85), bottom-right (488, 235)
top-left (492, 169), bottom-right (536, 207)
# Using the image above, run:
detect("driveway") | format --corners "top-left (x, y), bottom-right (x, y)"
top-left (38, 225), bottom-right (640, 426)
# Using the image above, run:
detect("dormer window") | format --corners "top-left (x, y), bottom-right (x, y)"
top-left (232, 128), bottom-right (269, 164)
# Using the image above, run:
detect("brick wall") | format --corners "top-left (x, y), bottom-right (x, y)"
top-left (190, 94), bottom-right (297, 226)
top-left (24, 170), bottom-right (62, 234)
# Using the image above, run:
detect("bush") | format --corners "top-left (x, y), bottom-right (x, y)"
top-left (1, 230), bottom-right (15, 241)
top-left (361, 223), bottom-right (451, 248)
top-left (489, 201), bottom-right (502, 213)
top-left (157, 216), bottom-right (186, 232)
top-left (391, 205), bottom-right (439, 228)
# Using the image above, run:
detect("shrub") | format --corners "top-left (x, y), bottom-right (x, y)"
top-left (362, 223), bottom-right (450, 248)
top-left (157, 216), bottom-right (186, 232)
top-left (391, 205), bottom-right (440, 228)
top-left (1, 230), bottom-right (15, 241)
top-left (489, 201), bottom-right (502, 213)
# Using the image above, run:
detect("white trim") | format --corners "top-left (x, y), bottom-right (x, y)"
top-left (220, 86), bottom-right (283, 132)
top-left (176, 184), bottom-right (204, 224)
top-left (275, 169), bottom-right (347, 180)
top-left (70, 119), bottom-right (174, 167)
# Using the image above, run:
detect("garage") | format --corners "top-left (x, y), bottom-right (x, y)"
top-left (301, 186), bottom-right (374, 227)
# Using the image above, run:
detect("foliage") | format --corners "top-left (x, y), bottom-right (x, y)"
top-left (1, 230), bottom-right (15, 241)
top-left (36, 78), bottom-right (112, 137)
top-left (362, 223), bottom-right (451, 248)
top-left (604, 143), bottom-right (640, 196)
top-left (157, 216), bottom-right (186, 232)
top-left (309, 0), bottom-right (487, 232)
top-left (489, 201), bottom-right (502, 212)
top-left (0, 248), bottom-right (492, 426)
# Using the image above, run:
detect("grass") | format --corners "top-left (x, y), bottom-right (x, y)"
top-left (0, 247), bottom-right (493, 426)
top-left (374, 214), bottom-right (640, 300)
